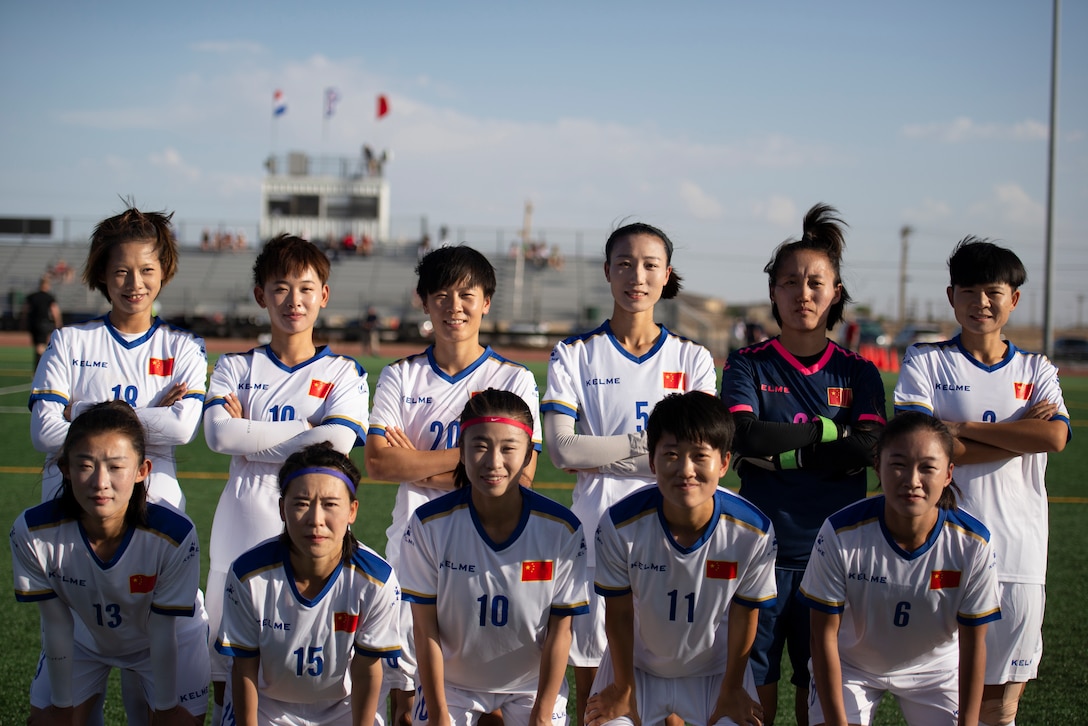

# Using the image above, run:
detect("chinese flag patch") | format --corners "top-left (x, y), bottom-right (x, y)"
top-left (333, 612), bottom-right (360, 632)
top-left (521, 560), bottom-right (554, 582)
top-left (826, 387), bottom-right (853, 407)
top-left (663, 372), bottom-right (685, 390)
top-left (148, 358), bottom-right (174, 376)
top-left (1013, 382), bottom-right (1034, 401)
top-left (129, 574), bottom-right (157, 594)
top-left (706, 560), bottom-right (738, 580)
top-left (309, 379), bottom-right (333, 398)
top-left (929, 570), bottom-right (962, 590)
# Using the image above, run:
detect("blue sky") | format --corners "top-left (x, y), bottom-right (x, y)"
top-left (2, 1), bottom-right (1085, 325)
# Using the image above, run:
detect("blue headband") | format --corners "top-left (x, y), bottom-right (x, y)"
top-left (280, 466), bottom-right (357, 495)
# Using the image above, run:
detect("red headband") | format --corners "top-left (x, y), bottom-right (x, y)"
top-left (461, 416), bottom-right (533, 437)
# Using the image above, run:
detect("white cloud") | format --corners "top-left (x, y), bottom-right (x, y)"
top-left (149, 148), bottom-right (200, 182)
top-left (751, 196), bottom-right (797, 228)
top-left (901, 116), bottom-right (1048, 143)
top-left (678, 181), bottom-right (723, 220)
top-left (902, 198), bottom-right (952, 224)
top-left (967, 183), bottom-right (1044, 227)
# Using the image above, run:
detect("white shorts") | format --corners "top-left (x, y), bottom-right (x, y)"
top-left (207, 476), bottom-right (285, 681)
top-left (807, 659), bottom-right (957, 725)
top-left (411, 681), bottom-right (568, 726)
top-left (30, 613), bottom-right (210, 717)
top-left (568, 570), bottom-right (605, 668)
top-left (219, 682), bottom-right (377, 726)
top-left (589, 649), bottom-right (757, 726)
top-left (380, 598), bottom-right (418, 693)
top-left (985, 582), bottom-right (1045, 684)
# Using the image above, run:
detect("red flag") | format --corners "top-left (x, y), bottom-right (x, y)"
top-left (129, 573), bottom-right (158, 594)
top-left (929, 570), bottom-right (962, 590)
top-left (826, 387), bottom-right (853, 407)
top-left (662, 371), bottom-right (685, 390)
top-left (1013, 382), bottom-right (1034, 401)
top-left (333, 612), bottom-right (360, 632)
top-left (376, 94), bottom-right (390, 120)
top-left (309, 379), bottom-right (333, 398)
top-left (521, 560), bottom-right (554, 582)
top-left (706, 560), bottom-right (738, 580)
top-left (148, 358), bottom-right (175, 376)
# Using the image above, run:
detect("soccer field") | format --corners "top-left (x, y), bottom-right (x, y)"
top-left (0, 343), bottom-right (1085, 724)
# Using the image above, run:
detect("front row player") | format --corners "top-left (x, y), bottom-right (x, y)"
top-left (11, 401), bottom-right (209, 725)
top-left (399, 389), bottom-right (589, 725)
top-left (800, 412), bottom-right (1001, 726)
top-left (216, 443), bottom-right (402, 726)
top-left (586, 392), bottom-right (777, 726)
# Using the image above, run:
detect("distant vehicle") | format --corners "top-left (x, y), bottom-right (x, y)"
top-left (1053, 337), bottom-right (1088, 362)
top-left (892, 325), bottom-right (945, 349)
top-left (857, 319), bottom-right (889, 347)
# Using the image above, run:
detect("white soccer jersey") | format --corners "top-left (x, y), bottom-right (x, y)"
top-left (215, 537), bottom-right (401, 706)
top-left (368, 346), bottom-right (542, 566)
top-left (204, 344), bottom-right (369, 574)
top-left (594, 487), bottom-right (777, 679)
top-left (893, 336), bottom-right (1071, 584)
top-left (799, 496), bottom-right (1002, 676)
top-left (542, 321), bottom-right (716, 562)
top-left (399, 486), bottom-right (589, 694)
top-left (11, 500), bottom-right (201, 657)
top-left (28, 316), bottom-right (208, 508)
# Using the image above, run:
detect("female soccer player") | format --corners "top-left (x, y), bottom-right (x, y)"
top-left (29, 206), bottom-right (207, 509)
top-left (11, 401), bottom-right (209, 725)
top-left (400, 389), bottom-right (589, 726)
top-left (203, 234), bottom-right (369, 721)
top-left (800, 412), bottom-right (1001, 725)
top-left (215, 443), bottom-right (401, 726)
top-left (719, 203), bottom-right (886, 725)
top-left (542, 222), bottom-right (716, 720)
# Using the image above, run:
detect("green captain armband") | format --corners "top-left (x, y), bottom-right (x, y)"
top-left (817, 415), bottom-right (841, 443)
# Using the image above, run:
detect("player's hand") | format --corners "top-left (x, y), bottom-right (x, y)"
top-left (586, 683), bottom-right (640, 726)
top-left (709, 684), bottom-right (763, 726)
top-left (63, 403), bottom-right (73, 422)
top-left (529, 700), bottom-right (559, 726)
top-left (1022, 400), bottom-right (1059, 420)
top-left (222, 392), bottom-right (243, 419)
top-left (941, 420), bottom-right (963, 438)
top-left (385, 427), bottom-right (419, 450)
top-left (149, 705), bottom-right (197, 726)
top-left (156, 382), bottom-right (188, 408)
top-left (733, 455), bottom-right (776, 472)
top-left (28, 705), bottom-right (74, 726)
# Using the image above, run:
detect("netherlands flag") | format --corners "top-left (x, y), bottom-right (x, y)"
top-left (273, 89), bottom-right (287, 117)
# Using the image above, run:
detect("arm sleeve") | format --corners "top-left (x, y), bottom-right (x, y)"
top-left (544, 411), bottom-right (647, 471)
top-left (150, 524), bottom-right (200, 618)
top-left (593, 515), bottom-right (632, 598)
top-left (215, 568), bottom-right (261, 657)
top-left (202, 402), bottom-right (308, 456)
top-left (893, 345), bottom-right (936, 414)
top-left (512, 367), bottom-right (544, 452)
top-left (732, 411), bottom-right (826, 456)
top-left (133, 336), bottom-right (208, 446)
top-left (243, 421), bottom-right (357, 463)
top-left (550, 525), bottom-right (590, 616)
top-left (39, 597), bottom-right (75, 707)
top-left (957, 537), bottom-right (1002, 626)
top-left (353, 565), bottom-right (404, 659)
top-left (398, 514), bottom-right (439, 604)
top-left (798, 520), bottom-right (847, 614)
top-left (148, 613), bottom-right (180, 710)
top-left (28, 330), bottom-right (73, 453)
top-left (733, 521), bottom-right (779, 609)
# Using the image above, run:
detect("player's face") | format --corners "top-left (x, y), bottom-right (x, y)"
top-left (878, 429), bottom-right (953, 522)
top-left (650, 434), bottom-right (729, 518)
top-left (604, 233), bottom-right (673, 315)
top-left (461, 421), bottom-right (532, 500)
top-left (770, 249), bottom-right (842, 334)
top-left (947, 282), bottom-right (1019, 339)
top-left (63, 431), bottom-right (151, 528)
top-left (422, 279), bottom-right (491, 345)
top-left (103, 240), bottom-right (164, 330)
top-left (280, 473), bottom-right (359, 565)
top-left (254, 266), bottom-right (329, 337)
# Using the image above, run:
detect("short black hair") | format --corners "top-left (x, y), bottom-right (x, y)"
top-left (947, 236), bottom-right (1026, 290)
top-left (415, 245), bottom-right (497, 300)
top-left (647, 392), bottom-right (735, 458)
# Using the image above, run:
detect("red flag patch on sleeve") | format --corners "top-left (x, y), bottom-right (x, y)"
top-left (663, 372), bottom-right (685, 390)
top-left (826, 387), bottom-right (853, 407)
top-left (929, 570), bottom-right (962, 590)
top-left (706, 560), bottom-right (738, 580)
top-left (1013, 382), bottom-right (1034, 401)
top-left (333, 612), bottom-right (360, 632)
top-left (521, 560), bottom-right (554, 582)
top-left (309, 379), bottom-right (333, 398)
top-left (129, 574), bottom-right (157, 594)
top-left (148, 358), bottom-right (174, 376)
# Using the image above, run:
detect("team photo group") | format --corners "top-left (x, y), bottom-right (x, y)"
top-left (11, 201), bottom-right (1070, 726)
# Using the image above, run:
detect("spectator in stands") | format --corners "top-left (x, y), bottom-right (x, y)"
top-left (22, 275), bottom-right (63, 369)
